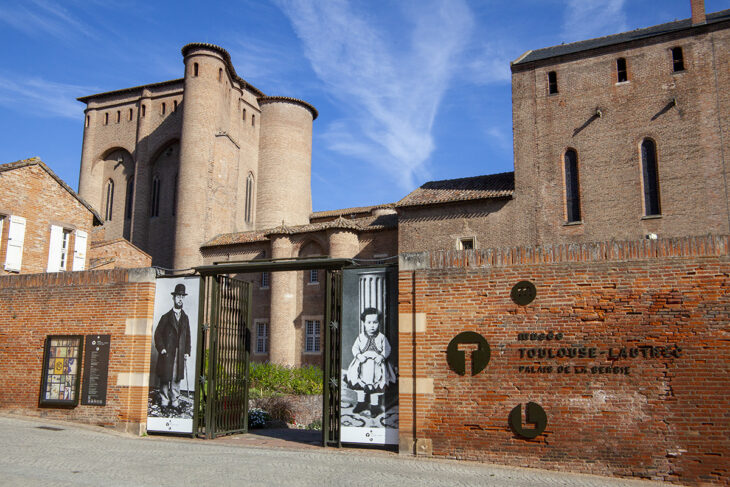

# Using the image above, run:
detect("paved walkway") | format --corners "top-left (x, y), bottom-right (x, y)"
top-left (0, 415), bottom-right (674, 487)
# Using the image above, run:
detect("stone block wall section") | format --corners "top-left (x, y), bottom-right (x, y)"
top-left (0, 268), bottom-right (156, 434)
top-left (398, 234), bottom-right (729, 485)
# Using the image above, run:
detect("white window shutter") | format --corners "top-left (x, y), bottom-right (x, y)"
top-left (72, 230), bottom-right (88, 271)
top-left (4, 215), bottom-right (26, 272)
top-left (47, 225), bottom-right (64, 272)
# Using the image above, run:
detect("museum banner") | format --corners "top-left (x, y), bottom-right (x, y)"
top-left (340, 267), bottom-right (398, 445)
top-left (146, 276), bottom-right (200, 434)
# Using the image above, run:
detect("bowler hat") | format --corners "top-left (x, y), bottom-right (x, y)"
top-left (171, 283), bottom-right (187, 296)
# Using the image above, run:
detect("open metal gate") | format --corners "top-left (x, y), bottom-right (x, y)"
top-left (323, 269), bottom-right (343, 447)
top-left (194, 257), bottom-right (354, 445)
top-left (195, 275), bottom-right (252, 438)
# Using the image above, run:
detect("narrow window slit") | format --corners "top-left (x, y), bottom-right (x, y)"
top-left (617, 58), bottom-right (628, 83)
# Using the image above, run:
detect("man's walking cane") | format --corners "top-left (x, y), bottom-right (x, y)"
top-left (184, 356), bottom-right (190, 407)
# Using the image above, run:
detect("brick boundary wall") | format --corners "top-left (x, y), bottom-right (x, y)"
top-left (0, 268), bottom-right (156, 434)
top-left (398, 235), bottom-right (729, 485)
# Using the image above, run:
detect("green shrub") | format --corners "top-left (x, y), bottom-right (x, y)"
top-left (248, 362), bottom-right (323, 397)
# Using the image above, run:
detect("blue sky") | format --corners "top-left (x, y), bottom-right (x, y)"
top-left (0, 0), bottom-right (727, 212)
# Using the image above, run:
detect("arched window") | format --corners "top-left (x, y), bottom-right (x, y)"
top-left (129, 108), bottom-right (133, 120)
top-left (193, 62), bottom-right (199, 77)
top-left (564, 149), bottom-right (581, 223)
top-left (104, 112), bottom-right (109, 125)
top-left (104, 179), bottom-right (114, 221)
top-left (116, 110), bottom-right (121, 123)
top-left (150, 176), bottom-right (161, 217)
top-left (641, 139), bottom-right (661, 216)
top-left (245, 173), bottom-right (254, 223)
top-left (125, 177), bottom-right (134, 220)
top-left (251, 114), bottom-right (255, 127)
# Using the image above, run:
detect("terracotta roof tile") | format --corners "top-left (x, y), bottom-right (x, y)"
top-left (311, 203), bottom-right (395, 220)
top-left (201, 214), bottom-right (397, 248)
top-left (396, 172), bottom-right (514, 208)
top-left (202, 231), bottom-right (269, 247)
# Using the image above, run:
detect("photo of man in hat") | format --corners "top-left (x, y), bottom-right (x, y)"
top-left (153, 282), bottom-right (192, 412)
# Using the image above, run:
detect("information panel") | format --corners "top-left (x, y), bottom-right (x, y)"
top-left (81, 334), bottom-right (111, 406)
top-left (340, 267), bottom-right (399, 446)
top-left (146, 276), bottom-right (200, 435)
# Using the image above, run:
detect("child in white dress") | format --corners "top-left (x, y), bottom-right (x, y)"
top-left (345, 307), bottom-right (396, 416)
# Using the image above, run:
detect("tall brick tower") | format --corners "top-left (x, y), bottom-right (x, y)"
top-left (77, 43), bottom-right (317, 270)
top-left (175, 44), bottom-right (235, 269)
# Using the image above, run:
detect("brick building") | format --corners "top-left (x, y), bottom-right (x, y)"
top-left (76, 43), bottom-right (317, 271)
top-left (396, 3), bottom-right (730, 253)
top-left (74, 4), bottom-right (729, 367)
top-left (1, 2), bottom-right (729, 483)
top-left (0, 158), bottom-right (101, 275)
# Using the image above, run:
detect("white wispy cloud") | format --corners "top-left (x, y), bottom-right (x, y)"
top-left (562, 0), bottom-right (627, 43)
top-left (227, 37), bottom-right (315, 95)
top-left (463, 41), bottom-right (513, 85)
top-left (0, 0), bottom-right (97, 42)
top-left (485, 126), bottom-right (509, 148)
top-left (0, 74), bottom-right (95, 119)
top-left (274, 0), bottom-right (474, 189)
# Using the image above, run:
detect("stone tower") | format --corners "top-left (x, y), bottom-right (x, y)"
top-left (76, 43), bottom-right (318, 270)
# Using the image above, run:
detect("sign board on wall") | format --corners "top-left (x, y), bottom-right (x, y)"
top-left (38, 335), bottom-right (83, 408)
top-left (81, 334), bottom-right (111, 406)
top-left (340, 267), bottom-right (399, 446)
top-left (146, 276), bottom-right (200, 435)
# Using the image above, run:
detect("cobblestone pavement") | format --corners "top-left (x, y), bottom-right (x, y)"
top-left (0, 415), bottom-right (673, 487)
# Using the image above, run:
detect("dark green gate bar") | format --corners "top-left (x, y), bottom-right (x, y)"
top-left (324, 269), bottom-right (342, 447)
top-left (196, 275), bottom-right (252, 439)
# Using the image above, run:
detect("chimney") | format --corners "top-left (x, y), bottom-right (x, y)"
top-left (691, 0), bottom-right (706, 25)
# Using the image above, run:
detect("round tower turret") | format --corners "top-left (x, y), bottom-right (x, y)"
top-left (256, 97), bottom-right (317, 229)
top-left (174, 43), bottom-right (231, 269)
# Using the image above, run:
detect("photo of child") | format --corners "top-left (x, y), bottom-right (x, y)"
top-left (340, 268), bottom-right (399, 445)
top-left (344, 307), bottom-right (396, 417)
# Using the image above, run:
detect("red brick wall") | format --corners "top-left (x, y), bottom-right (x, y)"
top-left (89, 238), bottom-right (152, 269)
top-left (399, 235), bottom-right (729, 485)
top-left (0, 163), bottom-right (96, 275)
top-left (0, 268), bottom-right (156, 433)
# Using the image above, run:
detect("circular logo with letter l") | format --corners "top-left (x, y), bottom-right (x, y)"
top-left (508, 402), bottom-right (547, 439)
top-left (511, 280), bottom-right (537, 306)
top-left (446, 331), bottom-right (491, 376)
